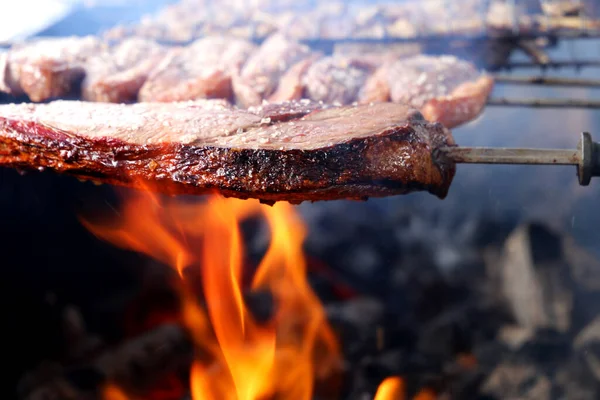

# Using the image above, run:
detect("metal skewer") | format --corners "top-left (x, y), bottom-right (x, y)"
top-left (439, 132), bottom-right (600, 186)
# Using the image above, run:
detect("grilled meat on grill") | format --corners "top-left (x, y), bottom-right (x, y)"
top-left (0, 33), bottom-right (492, 128)
top-left (82, 38), bottom-right (168, 103)
top-left (268, 54), bottom-right (321, 103)
top-left (0, 100), bottom-right (455, 203)
top-left (0, 36), bottom-right (104, 102)
top-left (367, 55), bottom-right (495, 128)
top-left (303, 56), bottom-right (374, 105)
top-left (139, 36), bottom-right (256, 102)
top-left (232, 34), bottom-right (312, 107)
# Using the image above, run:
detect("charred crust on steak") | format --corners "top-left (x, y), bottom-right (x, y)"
top-left (0, 102), bottom-right (455, 203)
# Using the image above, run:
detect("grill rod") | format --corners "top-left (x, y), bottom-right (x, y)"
top-left (439, 132), bottom-right (600, 186)
top-left (493, 60), bottom-right (600, 70)
top-left (494, 75), bottom-right (600, 87)
top-left (487, 98), bottom-right (600, 108)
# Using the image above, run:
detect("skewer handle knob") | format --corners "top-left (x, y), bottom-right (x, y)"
top-left (577, 132), bottom-right (600, 186)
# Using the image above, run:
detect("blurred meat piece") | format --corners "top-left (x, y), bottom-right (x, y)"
top-left (268, 54), bottom-right (321, 103)
top-left (421, 75), bottom-right (495, 129)
top-left (0, 36), bottom-right (103, 102)
top-left (365, 55), bottom-right (494, 128)
top-left (232, 33), bottom-right (311, 107)
top-left (139, 36), bottom-right (257, 102)
top-left (0, 32), bottom-right (493, 128)
top-left (359, 62), bottom-right (394, 104)
top-left (0, 100), bottom-right (455, 203)
top-left (82, 38), bottom-right (168, 103)
top-left (304, 57), bottom-right (374, 105)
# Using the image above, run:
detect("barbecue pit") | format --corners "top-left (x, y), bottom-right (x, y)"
top-left (2, 1), bottom-right (600, 400)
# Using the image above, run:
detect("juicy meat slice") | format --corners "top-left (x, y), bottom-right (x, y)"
top-left (0, 100), bottom-right (455, 203)
top-left (0, 38), bottom-right (95, 100)
top-left (420, 75), bottom-right (495, 131)
top-left (0, 31), bottom-right (492, 129)
top-left (82, 38), bottom-right (168, 103)
top-left (138, 36), bottom-right (257, 102)
top-left (384, 55), bottom-right (494, 128)
top-left (359, 62), bottom-right (393, 104)
top-left (268, 54), bottom-right (321, 103)
top-left (303, 56), bottom-right (374, 105)
top-left (233, 33), bottom-right (312, 107)
top-left (0, 36), bottom-right (104, 102)
top-left (247, 99), bottom-right (331, 122)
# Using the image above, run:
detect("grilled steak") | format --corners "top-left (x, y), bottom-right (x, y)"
top-left (359, 61), bottom-right (394, 104)
top-left (82, 38), bottom-right (168, 103)
top-left (0, 32), bottom-right (492, 128)
top-left (304, 56), bottom-right (374, 105)
top-left (0, 36), bottom-right (104, 102)
top-left (139, 36), bottom-right (257, 102)
top-left (0, 100), bottom-right (455, 203)
top-left (232, 34), bottom-right (312, 107)
top-left (364, 55), bottom-right (494, 128)
top-left (268, 54), bottom-right (320, 103)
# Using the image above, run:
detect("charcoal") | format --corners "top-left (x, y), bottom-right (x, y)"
top-left (519, 329), bottom-right (571, 367)
top-left (498, 325), bottom-right (535, 351)
top-left (481, 361), bottom-right (552, 400)
top-left (468, 214), bottom-right (520, 248)
top-left (574, 317), bottom-right (600, 382)
top-left (299, 201), bottom-right (402, 295)
top-left (360, 350), bottom-right (405, 384)
top-left (498, 222), bottom-right (574, 333)
top-left (574, 316), bottom-right (600, 349)
top-left (565, 239), bottom-right (600, 292)
top-left (417, 305), bottom-right (475, 361)
top-left (63, 366), bottom-right (106, 392)
top-left (326, 297), bottom-right (385, 330)
top-left (326, 297), bottom-right (386, 362)
top-left (564, 239), bottom-right (600, 333)
top-left (579, 342), bottom-right (600, 382)
top-left (441, 369), bottom-right (487, 400)
top-left (555, 351), bottom-right (600, 399)
top-left (17, 363), bottom-right (65, 400)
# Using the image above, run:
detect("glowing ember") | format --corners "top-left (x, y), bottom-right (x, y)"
top-left (82, 192), bottom-right (340, 399)
top-left (373, 377), bottom-right (438, 400)
top-left (413, 389), bottom-right (437, 400)
top-left (374, 377), bottom-right (405, 400)
top-left (103, 384), bottom-right (132, 400)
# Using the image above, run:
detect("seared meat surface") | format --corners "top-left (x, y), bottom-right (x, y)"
top-left (0, 100), bottom-right (455, 203)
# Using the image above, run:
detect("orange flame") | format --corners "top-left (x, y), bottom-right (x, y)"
top-left (413, 389), bottom-right (437, 400)
top-left (103, 384), bottom-right (134, 400)
top-left (373, 377), bottom-right (438, 400)
top-left (374, 377), bottom-right (405, 400)
top-left (83, 192), bottom-right (340, 400)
